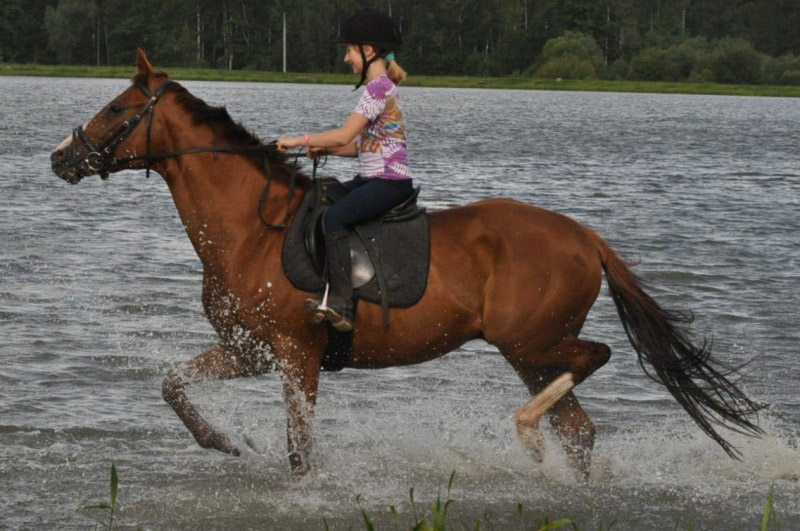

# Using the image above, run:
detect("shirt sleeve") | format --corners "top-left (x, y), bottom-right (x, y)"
top-left (354, 82), bottom-right (386, 121)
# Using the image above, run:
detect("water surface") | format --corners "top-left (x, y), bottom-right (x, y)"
top-left (1, 76), bottom-right (798, 529)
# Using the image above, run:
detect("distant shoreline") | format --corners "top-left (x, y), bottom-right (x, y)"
top-left (3, 63), bottom-right (799, 97)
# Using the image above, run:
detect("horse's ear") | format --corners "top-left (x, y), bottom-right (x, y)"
top-left (136, 48), bottom-right (155, 78)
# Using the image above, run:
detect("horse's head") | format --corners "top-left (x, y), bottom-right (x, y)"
top-left (51, 49), bottom-right (172, 184)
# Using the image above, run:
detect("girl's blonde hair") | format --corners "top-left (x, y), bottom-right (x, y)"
top-left (386, 57), bottom-right (407, 85)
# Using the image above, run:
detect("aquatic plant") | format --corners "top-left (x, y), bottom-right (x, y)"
top-left (761, 486), bottom-right (780, 531)
top-left (335, 472), bottom-right (784, 531)
top-left (329, 470), bottom-right (577, 531)
top-left (79, 462), bottom-right (119, 530)
top-left (77, 464), bottom-right (781, 530)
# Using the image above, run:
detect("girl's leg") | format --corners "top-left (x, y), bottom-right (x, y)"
top-left (341, 174), bottom-right (363, 192)
top-left (324, 177), bottom-right (413, 233)
top-left (310, 178), bottom-right (414, 330)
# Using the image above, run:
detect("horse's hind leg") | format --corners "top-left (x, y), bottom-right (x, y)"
top-left (162, 343), bottom-right (274, 455)
top-left (504, 336), bottom-right (610, 476)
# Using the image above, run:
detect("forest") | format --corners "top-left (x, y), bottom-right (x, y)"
top-left (1, 0), bottom-right (799, 85)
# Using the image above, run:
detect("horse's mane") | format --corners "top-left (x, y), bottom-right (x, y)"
top-left (132, 72), bottom-right (309, 186)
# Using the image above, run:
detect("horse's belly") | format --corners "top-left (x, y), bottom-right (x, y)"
top-left (346, 343), bottom-right (458, 368)
top-left (347, 311), bottom-right (479, 369)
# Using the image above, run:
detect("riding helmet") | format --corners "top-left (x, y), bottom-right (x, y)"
top-left (336, 9), bottom-right (402, 49)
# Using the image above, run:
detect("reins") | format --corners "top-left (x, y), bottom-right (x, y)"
top-left (71, 80), bottom-right (305, 231)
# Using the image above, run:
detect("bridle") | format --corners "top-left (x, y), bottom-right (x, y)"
top-left (72, 81), bottom-right (169, 181)
top-left (69, 80), bottom-right (302, 230)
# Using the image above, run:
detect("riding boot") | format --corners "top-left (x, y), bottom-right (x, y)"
top-left (304, 230), bottom-right (353, 331)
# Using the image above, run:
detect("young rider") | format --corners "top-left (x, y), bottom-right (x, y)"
top-left (278, 9), bottom-right (413, 333)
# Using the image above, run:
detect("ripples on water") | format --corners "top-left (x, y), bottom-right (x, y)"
top-left (1, 77), bottom-right (798, 528)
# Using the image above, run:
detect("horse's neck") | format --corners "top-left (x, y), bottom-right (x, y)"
top-left (156, 113), bottom-right (289, 274)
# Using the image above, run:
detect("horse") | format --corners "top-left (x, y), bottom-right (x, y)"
top-left (50, 49), bottom-right (764, 477)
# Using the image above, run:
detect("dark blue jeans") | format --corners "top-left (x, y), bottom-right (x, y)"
top-left (323, 175), bottom-right (414, 233)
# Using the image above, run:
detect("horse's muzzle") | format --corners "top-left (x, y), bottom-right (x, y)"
top-left (51, 147), bottom-right (89, 184)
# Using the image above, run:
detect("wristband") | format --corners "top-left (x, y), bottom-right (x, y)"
top-left (303, 134), bottom-right (312, 147)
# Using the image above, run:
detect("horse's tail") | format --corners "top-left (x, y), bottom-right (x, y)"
top-left (590, 231), bottom-right (765, 458)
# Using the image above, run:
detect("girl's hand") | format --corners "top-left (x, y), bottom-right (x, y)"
top-left (277, 136), bottom-right (298, 152)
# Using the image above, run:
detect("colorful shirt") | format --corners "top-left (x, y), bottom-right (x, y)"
top-left (353, 74), bottom-right (411, 180)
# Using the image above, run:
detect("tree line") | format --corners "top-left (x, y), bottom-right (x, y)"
top-left (2, 0), bottom-right (799, 84)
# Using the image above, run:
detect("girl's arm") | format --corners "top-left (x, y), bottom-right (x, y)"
top-left (313, 141), bottom-right (358, 158)
top-left (278, 112), bottom-right (368, 152)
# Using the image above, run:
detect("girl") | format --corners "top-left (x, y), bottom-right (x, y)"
top-left (277, 9), bottom-right (413, 332)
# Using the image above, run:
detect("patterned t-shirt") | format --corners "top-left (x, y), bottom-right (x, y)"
top-left (353, 74), bottom-right (411, 180)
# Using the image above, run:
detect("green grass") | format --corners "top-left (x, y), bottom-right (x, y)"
top-left (79, 462), bottom-right (119, 530)
top-left (341, 471), bottom-right (781, 531)
top-left (3, 62), bottom-right (800, 97)
top-left (78, 464), bottom-right (783, 530)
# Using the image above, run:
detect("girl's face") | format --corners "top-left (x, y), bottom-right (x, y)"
top-left (343, 44), bottom-right (375, 74)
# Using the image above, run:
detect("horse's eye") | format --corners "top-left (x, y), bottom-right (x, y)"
top-left (109, 102), bottom-right (125, 114)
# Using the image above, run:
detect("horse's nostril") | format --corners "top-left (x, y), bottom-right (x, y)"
top-left (52, 150), bottom-right (64, 161)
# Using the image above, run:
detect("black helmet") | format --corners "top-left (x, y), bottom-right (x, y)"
top-left (337, 9), bottom-right (402, 49)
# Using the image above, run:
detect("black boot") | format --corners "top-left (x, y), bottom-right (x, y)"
top-left (304, 230), bottom-right (353, 331)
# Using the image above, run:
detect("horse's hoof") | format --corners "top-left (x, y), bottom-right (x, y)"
top-left (516, 422), bottom-right (545, 463)
top-left (565, 447), bottom-right (592, 482)
top-left (197, 431), bottom-right (240, 456)
top-left (289, 452), bottom-right (311, 477)
top-left (216, 436), bottom-right (240, 456)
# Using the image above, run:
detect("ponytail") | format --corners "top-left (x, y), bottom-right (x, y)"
top-left (383, 52), bottom-right (407, 84)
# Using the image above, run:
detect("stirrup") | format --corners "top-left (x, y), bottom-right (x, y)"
top-left (304, 298), bottom-right (327, 324)
top-left (304, 283), bottom-right (330, 325)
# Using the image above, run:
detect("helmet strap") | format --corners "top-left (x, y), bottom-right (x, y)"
top-left (354, 44), bottom-right (379, 90)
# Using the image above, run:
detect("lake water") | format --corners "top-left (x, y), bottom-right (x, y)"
top-left (1, 76), bottom-right (798, 529)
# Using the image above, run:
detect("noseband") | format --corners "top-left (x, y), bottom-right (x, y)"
top-left (69, 80), bottom-right (298, 230)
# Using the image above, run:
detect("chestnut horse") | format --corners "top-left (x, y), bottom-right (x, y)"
top-left (51, 50), bottom-right (763, 476)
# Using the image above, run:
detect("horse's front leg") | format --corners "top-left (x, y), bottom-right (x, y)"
top-left (162, 343), bottom-right (274, 455)
top-left (279, 345), bottom-right (322, 476)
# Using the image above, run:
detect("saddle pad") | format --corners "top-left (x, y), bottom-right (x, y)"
top-left (281, 189), bottom-right (430, 308)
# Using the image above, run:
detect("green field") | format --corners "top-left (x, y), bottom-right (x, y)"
top-left (3, 62), bottom-right (800, 97)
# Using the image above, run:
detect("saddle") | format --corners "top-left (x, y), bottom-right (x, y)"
top-left (282, 177), bottom-right (430, 328)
